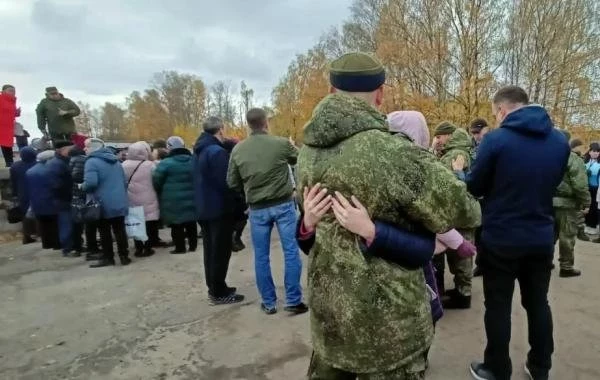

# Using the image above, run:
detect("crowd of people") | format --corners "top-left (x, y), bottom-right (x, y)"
top-left (1, 49), bottom-right (596, 380)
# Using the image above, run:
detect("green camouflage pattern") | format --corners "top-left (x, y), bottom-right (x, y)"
top-left (439, 128), bottom-right (473, 172)
top-left (298, 93), bottom-right (481, 373)
top-left (308, 351), bottom-right (425, 379)
top-left (438, 128), bottom-right (475, 296)
top-left (553, 152), bottom-right (591, 210)
top-left (554, 208), bottom-right (578, 270)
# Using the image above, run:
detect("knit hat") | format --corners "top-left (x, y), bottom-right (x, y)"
top-left (54, 140), bottom-right (74, 149)
top-left (470, 118), bottom-right (489, 133)
top-left (329, 52), bottom-right (385, 92)
top-left (434, 122), bottom-right (457, 137)
top-left (387, 111), bottom-right (430, 149)
top-left (166, 136), bottom-right (185, 150)
top-left (45, 86), bottom-right (58, 94)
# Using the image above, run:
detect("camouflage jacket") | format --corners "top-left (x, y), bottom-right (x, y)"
top-left (439, 128), bottom-right (473, 171)
top-left (297, 94), bottom-right (481, 373)
top-left (438, 128), bottom-right (476, 239)
top-left (553, 151), bottom-right (590, 209)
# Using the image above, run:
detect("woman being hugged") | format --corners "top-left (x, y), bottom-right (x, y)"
top-left (123, 141), bottom-right (160, 257)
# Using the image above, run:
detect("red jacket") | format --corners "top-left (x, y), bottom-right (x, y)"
top-left (0, 93), bottom-right (19, 147)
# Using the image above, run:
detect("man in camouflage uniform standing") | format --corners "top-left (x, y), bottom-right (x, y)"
top-left (553, 130), bottom-right (590, 277)
top-left (298, 52), bottom-right (481, 379)
top-left (433, 123), bottom-right (476, 309)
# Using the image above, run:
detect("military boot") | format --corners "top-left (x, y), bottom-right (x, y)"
top-left (442, 292), bottom-right (471, 309)
top-left (577, 229), bottom-right (590, 241)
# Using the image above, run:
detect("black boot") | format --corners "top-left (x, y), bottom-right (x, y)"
top-left (231, 235), bottom-right (245, 252)
top-left (442, 292), bottom-right (471, 309)
top-left (134, 247), bottom-right (144, 257)
top-left (559, 268), bottom-right (581, 278)
top-left (86, 253), bottom-right (103, 261)
top-left (120, 255), bottom-right (132, 266)
top-left (22, 236), bottom-right (37, 245)
top-left (90, 259), bottom-right (115, 268)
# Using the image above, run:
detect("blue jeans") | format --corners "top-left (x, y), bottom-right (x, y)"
top-left (249, 201), bottom-right (302, 308)
top-left (58, 210), bottom-right (73, 254)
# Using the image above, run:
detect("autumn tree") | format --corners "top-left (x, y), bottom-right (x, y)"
top-left (99, 102), bottom-right (127, 141)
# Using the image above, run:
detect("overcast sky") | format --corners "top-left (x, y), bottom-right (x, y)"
top-left (0, 0), bottom-right (349, 136)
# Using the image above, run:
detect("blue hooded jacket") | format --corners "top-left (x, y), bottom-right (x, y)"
top-left (82, 148), bottom-right (128, 219)
top-left (467, 105), bottom-right (569, 255)
top-left (193, 132), bottom-right (235, 221)
top-left (10, 147), bottom-right (37, 211)
top-left (26, 155), bottom-right (57, 216)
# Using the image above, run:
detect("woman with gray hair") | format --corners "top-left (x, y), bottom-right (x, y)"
top-left (81, 138), bottom-right (131, 268)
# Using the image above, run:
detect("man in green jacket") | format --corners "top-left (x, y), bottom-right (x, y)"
top-left (36, 87), bottom-right (80, 143)
top-left (434, 123), bottom-right (477, 309)
top-left (553, 130), bottom-right (590, 277)
top-left (298, 52), bottom-right (481, 379)
top-left (227, 108), bottom-right (307, 316)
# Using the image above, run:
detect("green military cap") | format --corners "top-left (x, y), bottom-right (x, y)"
top-left (45, 86), bottom-right (58, 93)
top-left (329, 52), bottom-right (385, 92)
top-left (434, 121), bottom-right (457, 136)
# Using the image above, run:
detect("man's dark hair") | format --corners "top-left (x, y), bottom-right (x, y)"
top-left (570, 138), bottom-right (583, 150)
top-left (2, 84), bottom-right (14, 91)
top-left (493, 85), bottom-right (529, 106)
top-left (246, 108), bottom-right (267, 131)
top-left (470, 118), bottom-right (488, 130)
top-left (203, 116), bottom-right (224, 135)
top-left (153, 139), bottom-right (167, 150)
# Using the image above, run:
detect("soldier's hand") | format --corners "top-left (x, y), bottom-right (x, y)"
top-left (452, 155), bottom-right (466, 171)
top-left (332, 192), bottom-right (375, 241)
top-left (58, 108), bottom-right (69, 116)
top-left (583, 208), bottom-right (590, 215)
top-left (303, 184), bottom-right (332, 231)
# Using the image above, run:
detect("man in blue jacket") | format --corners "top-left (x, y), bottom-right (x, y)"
top-left (10, 146), bottom-right (38, 244)
top-left (46, 141), bottom-right (76, 257)
top-left (81, 138), bottom-right (130, 268)
top-left (193, 116), bottom-right (244, 305)
top-left (467, 86), bottom-right (569, 380)
top-left (26, 150), bottom-right (59, 249)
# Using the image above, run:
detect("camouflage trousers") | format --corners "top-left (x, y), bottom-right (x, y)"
top-left (307, 351), bottom-right (426, 380)
top-left (432, 250), bottom-right (473, 296)
top-left (554, 208), bottom-right (578, 270)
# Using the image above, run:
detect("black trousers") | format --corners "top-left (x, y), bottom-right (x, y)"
top-left (73, 223), bottom-right (84, 252)
top-left (98, 217), bottom-right (129, 260)
top-left (22, 218), bottom-right (37, 241)
top-left (135, 220), bottom-right (160, 250)
top-left (1, 145), bottom-right (13, 167)
top-left (199, 217), bottom-right (234, 298)
top-left (585, 186), bottom-right (598, 228)
top-left (479, 245), bottom-right (554, 380)
top-left (37, 215), bottom-right (60, 249)
top-left (170, 221), bottom-right (197, 252)
top-left (85, 221), bottom-right (100, 252)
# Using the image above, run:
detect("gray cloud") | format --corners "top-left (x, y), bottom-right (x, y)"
top-left (0, 0), bottom-right (349, 134)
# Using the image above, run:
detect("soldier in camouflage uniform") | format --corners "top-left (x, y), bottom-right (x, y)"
top-left (553, 130), bottom-right (590, 277)
top-left (298, 52), bottom-right (481, 379)
top-left (433, 124), bottom-right (476, 309)
top-left (570, 138), bottom-right (592, 242)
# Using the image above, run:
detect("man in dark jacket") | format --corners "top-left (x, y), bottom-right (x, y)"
top-left (47, 141), bottom-right (76, 257)
top-left (10, 146), bottom-right (38, 244)
top-left (467, 86), bottom-right (570, 380)
top-left (26, 150), bottom-right (59, 249)
top-left (227, 108), bottom-right (305, 315)
top-left (222, 138), bottom-right (248, 252)
top-left (194, 117), bottom-right (244, 305)
top-left (82, 138), bottom-right (130, 268)
top-left (36, 87), bottom-right (80, 143)
top-left (69, 146), bottom-right (99, 257)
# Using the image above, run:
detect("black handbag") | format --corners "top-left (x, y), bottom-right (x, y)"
top-left (7, 205), bottom-right (23, 224)
top-left (72, 197), bottom-right (102, 223)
